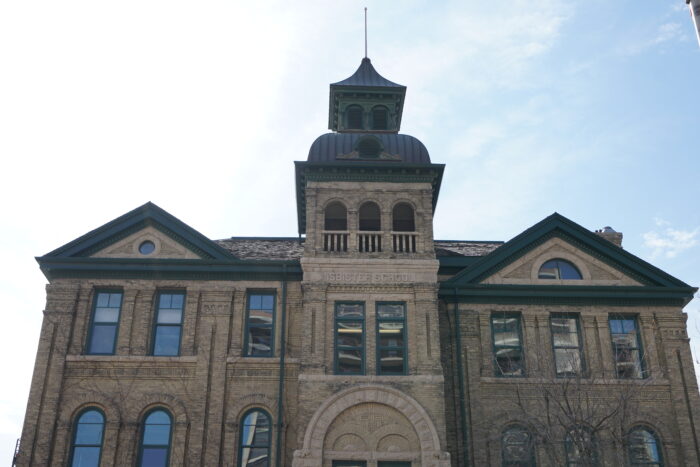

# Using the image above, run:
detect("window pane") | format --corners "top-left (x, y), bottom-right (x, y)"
top-left (153, 326), bottom-right (181, 356)
top-left (71, 447), bottom-right (101, 467)
top-left (377, 303), bottom-right (405, 319)
top-left (108, 293), bottom-right (122, 307)
top-left (169, 294), bottom-right (184, 309)
top-left (337, 349), bottom-right (363, 373)
top-left (75, 422), bottom-right (104, 445)
top-left (629, 429), bottom-right (662, 463)
top-left (247, 326), bottom-right (273, 356)
top-left (141, 448), bottom-right (168, 467)
top-left (159, 294), bottom-right (172, 309)
top-left (79, 410), bottom-right (104, 425)
top-left (157, 308), bottom-right (182, 324)
top-left (94, 307), bottom-right (119, 323)
top-left (96, 293), bottom-right (110, 307)
top-left (502, 427), bottom-right (534, 464)
top-left (248, 308), bottom-right (273, 325)
top-left (88, 325), bottom-right (117, 354)
top-left (146, 411), bottom-right (170, 425)
top-left (144, 423), bottom-right (171, 445)
top-left (538, 261), bottom-right (559, 279)
top-left (336, 303), bottom-right (364, 319)
top-left (379, 349), bottom-right (405, 373)
top-left (378, 322), bottom-right (404, 347)
top-left (615, 349), bottom-right (643, 378)
top-left (249, 295), bottom-right (262, 310)
top-left (495, 348), bottom-right (523, 376)
top-left (260, 295), bottom-right (274, 310)
top-left (555, 348), bottom-right (582, 375)
top-left (337, 322), bottom-right (363, 347)
top-left (558, 261), bottom-right (582, 279)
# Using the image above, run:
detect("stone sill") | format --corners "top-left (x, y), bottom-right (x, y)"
top-left (66, 355), bottom-right (198, 363)
top-left (479, 376), bottom-right (669, 385)
top-left (226, 357), bottom-right (300, 364)
top-left (298, 374), bottom-right (444, 383)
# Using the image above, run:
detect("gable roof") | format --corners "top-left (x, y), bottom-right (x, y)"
top-left (43, 202), bottom-right (235, 260)
top-left (443, 213), bottom-right (692, 289)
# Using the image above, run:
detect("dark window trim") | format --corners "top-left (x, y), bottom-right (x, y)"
top-left (491, 312), bottom-right (526, 377)
top-left (501, 424), bottom-right (536, 467)
top-left (538, 258), bottom-right (583, 280)
top-left (627, 425), bottom-right (664, 466)
top-left (334, 301), bottom-right (366, 375)
top-left (237, 408), bottom-right (273, 467)
top-left (243, 290), bottom-right (277, 358)
top-left (85, 289), bottom-right (123, 355)
top-left (345, 104), bottom-right (365, 130)
top-left (370, 104), bottom-right (390, 130)
top-left (609, 314), bottom-right (647, 379)
top-left (68, 407), bottom-right (105, 467)
top-left (550, 313), bottom-right (586, 378)
top-left (151, 290), bottom-right (186, 357)
top-left (332, 462), bottom-right (368, 467)
top-left (137, 408), bottom-right (173, 467)
top-left (375, 301), bottom-right (408, 376)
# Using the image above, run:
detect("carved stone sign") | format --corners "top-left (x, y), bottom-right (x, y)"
top-left (324, 272), bottom-right (416, 283)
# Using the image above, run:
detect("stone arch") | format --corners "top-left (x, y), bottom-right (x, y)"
top-left (58, 391), bottom-right (122, 425)
top-left (128, 392), bottom-right (189, 425)
top-left (225, 393), bottom-right (278, 427)
top-left (294, 385), bottom-right (449, 466)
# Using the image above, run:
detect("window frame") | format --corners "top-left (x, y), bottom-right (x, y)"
top-left (137, 408), bottom-right (173, 467)
top-left (609, 314), bottom-right (646, 379)
top-left (334, 301), bottom-right (366, 375)
top-left (370, 105), bottom-right (389, 130)
top-left (491, 312), bottom-right (526, 377)
top-left (151, 290), bottom-right (186, 357)
top-left (243, 291), bottom-right (277, 358)
top-left (550, 313), bottom-right (586, 378)
top-left (332, 462), bottom-right (368, 467)
top-left (68, 408), bottom-right (105, 467)
top-left (86, 289), bottom-right (123, 355)
top-left (537, 258), bottom-right (583, 280)
top-left (345, 105), bottom-right (364, 130)
top-left (565, 426), bottom-right (599, 466)
top-left (375, 302), bottom-right (408, 376)
top-left (501, 425), bottom-right (536, 467)
top-left (627, 426), bottom-right (663, 466)
top-left (238, 408), bottom-right (272, 467)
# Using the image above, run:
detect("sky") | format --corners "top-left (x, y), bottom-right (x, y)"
top-left (1, 0), bottom-right (699, 462)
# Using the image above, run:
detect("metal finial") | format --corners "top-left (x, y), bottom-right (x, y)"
top-left (364, 7), bottom-right (368, 58)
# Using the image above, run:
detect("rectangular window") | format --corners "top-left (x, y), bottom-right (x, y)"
top-left (550, 313), bottom-right (585, 377)
top-left (491, 312), bottom-right (525, 377)
top-left (332, 462), bottom-right (367, 467)
top-left (609, 315), bottom-right (645, 379)
top-left (245, 293), bottom-right (275, 357)
top-left (335, 302), bottom-right (365, 375)
top-left (376, 302), bottom-right (407, 375)
top-left (87, 291), bottom-right (122, 355)
top-left (152, 292), bottom-right (185, 356)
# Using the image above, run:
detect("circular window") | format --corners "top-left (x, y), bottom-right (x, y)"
top-left (138, 240), bottom-right (156, 255)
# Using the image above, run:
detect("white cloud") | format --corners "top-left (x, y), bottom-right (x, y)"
top-left (643, 225), bottom-right (699, 258)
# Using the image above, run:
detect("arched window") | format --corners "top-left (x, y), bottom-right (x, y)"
top-left (565, 426), bottom-right (598, 466)
top-left (358, 202), bottom-right (381, 231)
top-left (69, 409), bottom-right (105, 467)
top-left (628, 427), bottom-right (663, 466)
top-left (371, 105), bottom-right (388, 130)
top-left (238, 409), bottom-right (272, 467)
top-left (324, 202), bottom-right (347, 231)
top-left (501, 425), bottom-right (536, 466)
top-left (345, 105), bottom-right (363, 130)
top-left (392, 203), bottom-right (415, 232)
top-left (138, 409), bottom-right (172, 467)
top-left (538, 259), bottom-right (582, 280)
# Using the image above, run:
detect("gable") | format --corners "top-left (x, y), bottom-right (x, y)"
top-left (444, 213), bottom-right (692, 289)
top-left (90, 226), bottom-right (202, 260)
top-left (481, 237), bottom-right (643, 286)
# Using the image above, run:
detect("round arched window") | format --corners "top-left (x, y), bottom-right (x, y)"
top-left (358, 202), bottom-right (381, 231)
top-left (392, 203), bottom-right (415, 232)
top-left (324, 202), bottom-right (347, 231)
top-left (538, 259), bottom-right (582, 280)
top-left (345, 105), bottom-right (363, 130)
top-left (628, 427), bottom-right (663, 466)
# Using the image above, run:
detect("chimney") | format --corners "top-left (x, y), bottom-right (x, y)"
top-left (595, 226), bottom-right (623, 247)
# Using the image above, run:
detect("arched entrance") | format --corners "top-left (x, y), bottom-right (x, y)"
top-left (293, 385), bottom-right (450, 467)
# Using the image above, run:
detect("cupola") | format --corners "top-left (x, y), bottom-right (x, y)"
top-left (328, 57), bottom-right (406, 133)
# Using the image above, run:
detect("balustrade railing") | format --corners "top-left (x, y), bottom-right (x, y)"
top-left (323, 231), bottom-right (349, 252)
top-left (392, 232), bottom-right (418, 253)
top-left (358, 231), bottom-right (382, 252)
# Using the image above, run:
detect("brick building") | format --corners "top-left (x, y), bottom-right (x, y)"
top-left (15, 57), bottom-right (700, 466)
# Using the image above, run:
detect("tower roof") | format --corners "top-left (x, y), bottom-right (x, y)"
top-left (330, 57), bottom-right (405, 88)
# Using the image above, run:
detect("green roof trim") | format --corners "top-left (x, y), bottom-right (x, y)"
top-left (439, 283), bottom-right (695, 307)
top-left (443, 213), bottom-right (693, 289)
top-left (36, 257), bottom-right (302, 282)
top-left (43, 202), bottom-right (236, 261)
top-left (294, 161), bottom-right (445, 234)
